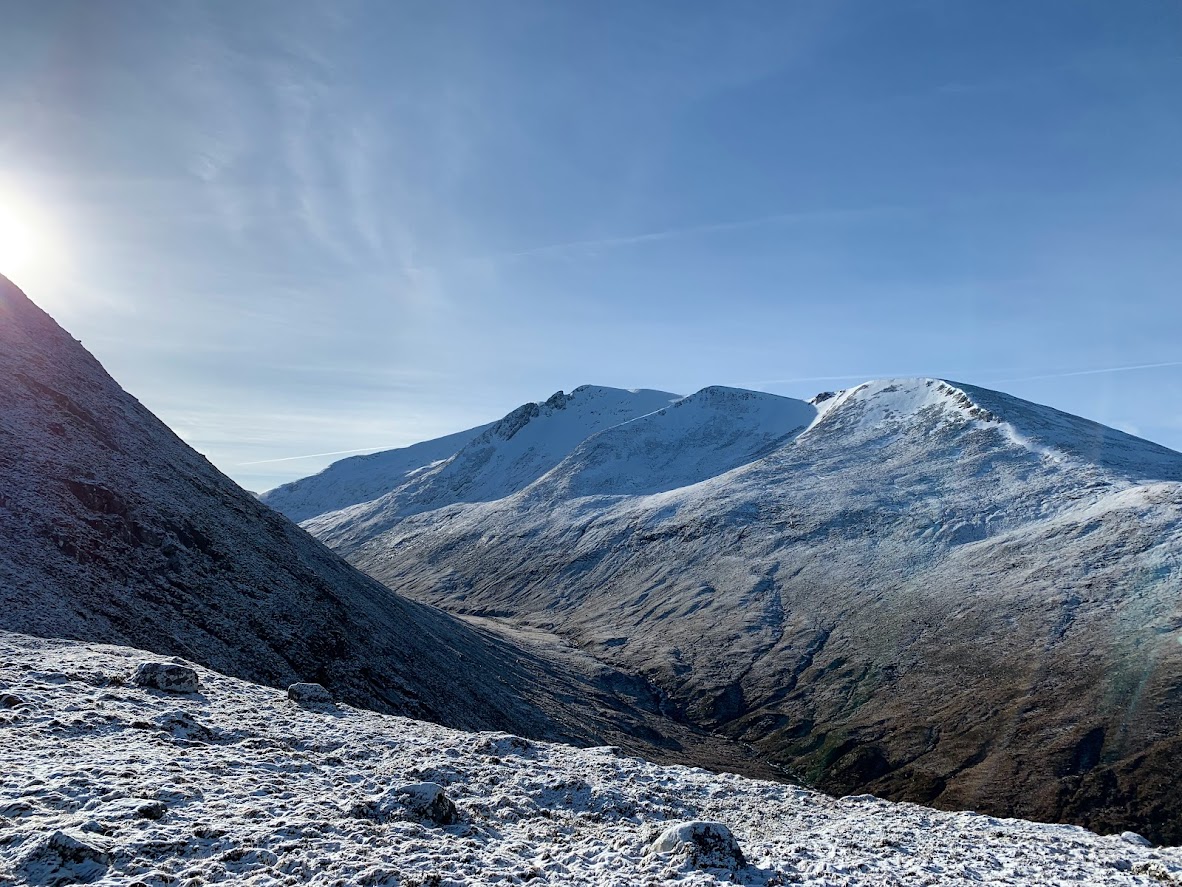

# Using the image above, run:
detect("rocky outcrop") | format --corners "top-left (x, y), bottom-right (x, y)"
top-left (132, 662), bottom-right (200, 694)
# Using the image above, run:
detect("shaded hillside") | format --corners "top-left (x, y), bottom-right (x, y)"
top-left (0, 276), bottom-right (769, 772)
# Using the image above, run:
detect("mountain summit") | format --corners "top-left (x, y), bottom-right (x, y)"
top-left (270, 376), bottom-right (1182, 842)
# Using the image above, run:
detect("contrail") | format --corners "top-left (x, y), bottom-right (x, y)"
top-left (750, 372), bottom-right (929, 387)
top-left (240, 445), bottom-right (396, 466)
top-left (493, 205), bottom-right (909, 260)
top-left (753, 361), bottom-right (1182, 390)
top-left (990, 360), bottom-right (1182, 384)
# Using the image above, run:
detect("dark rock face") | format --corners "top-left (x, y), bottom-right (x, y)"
top-left (132, 662), bottom-right (200, 694)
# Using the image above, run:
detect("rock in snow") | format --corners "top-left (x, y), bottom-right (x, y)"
top-left (1121, 831), bottom-right (1154, 847)
top-left (12, 829), bottom-right (112, 885)
top-left (649, 820), bottom-right (747, 870)
top-left (350, 783), bottom-right (458, 826)
top-left (131, 661), bottom-right (200, 694)
top-left (394, 783), bottom-right (459, 825)
top-left (3, 633), bottom-right (1181, 886)
top-left (287, 682), bottom-right (334, 705)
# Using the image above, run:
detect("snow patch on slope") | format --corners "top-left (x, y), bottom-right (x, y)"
top-left (526, 386), bottom-right (817, 500)
top-left (413, 386), bottom-right (684, 506)
top-left (807, 379), bottom-right (1182, 482)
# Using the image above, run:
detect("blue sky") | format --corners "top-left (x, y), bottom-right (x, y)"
top-left (2, 0), bottom-right (1181, 492)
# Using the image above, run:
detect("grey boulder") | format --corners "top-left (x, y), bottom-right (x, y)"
top-left (287, 682), bottom-right (334, 705)
top-left (352, 782), bottom-right (458, 826)
top-left (132, 661), bottom-right (200, 694)
top-left (649, 820), bottom-right (746, 870)
top-left (15, 830), bottom-right (112, 884)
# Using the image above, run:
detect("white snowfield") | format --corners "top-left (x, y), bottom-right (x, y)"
top-left (3, 633), bottom-right (1178, 887)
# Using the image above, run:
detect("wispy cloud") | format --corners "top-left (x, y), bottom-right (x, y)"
top-left (751, 360), bottom-right (1182, 392)
top-left (239, 445), bottom-right (396, 466)
top-left (989, 361), bottom-right (1182, 385)
top-left (750, 371), bottom-right (933, 388)
top-left (486, 205), bottom-right (910, 262)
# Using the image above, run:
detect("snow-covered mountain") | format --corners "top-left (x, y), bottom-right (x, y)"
top-left (0, 276), bottom-right (770, 770)
top-left (261, 423), bottom-right (496, 523)
top-left (263, 385), bottom-right (682, 531)
top-left (4, 632), bottom-right (1175, 886)
top-left (273, 378), bottom-right (1182, 842)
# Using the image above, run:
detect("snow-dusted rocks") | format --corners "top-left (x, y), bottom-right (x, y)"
top-left (1122, 831), bottom-right (1154, 847)
top-left (649, 820), bottom-right (747, 871)
top-left (287, 682), bottom-right (334, 706)
top-left (5, 633), bottom-right (1181, 886)
top-left (351, 783), bottom-right (458, 826)
top-left (395, 783), bottom-right (459, 825)
top-left (12, 829), bottom-right (112, 885)
top-left (131, 662), bottom-right (200, 694)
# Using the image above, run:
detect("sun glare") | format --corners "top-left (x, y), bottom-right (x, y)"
top-left (0, 190), bottom-right (48, 284)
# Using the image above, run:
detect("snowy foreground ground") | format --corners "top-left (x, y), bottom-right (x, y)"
top-left (2, 634), bottom-right (1179, 887)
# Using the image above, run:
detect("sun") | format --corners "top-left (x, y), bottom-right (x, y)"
top-left (0, 190), bottom-right (48, 283)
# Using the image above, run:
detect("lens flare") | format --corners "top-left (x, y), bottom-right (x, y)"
top-left (0, 189), bottom-right (48, 284)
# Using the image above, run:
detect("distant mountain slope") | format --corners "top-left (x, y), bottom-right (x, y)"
top-left (0, 276), bottom-right (770, 771)
top-left (260, 424), bottom-right (495, 523)
top-left (264, 385), bottom-right (682, 527)
top-left (284, 377), bottom-right (1182, 842)
top-left (525, 386), bottom-right (818, 501)
top-left (277, 385), bottom-right (683, 545)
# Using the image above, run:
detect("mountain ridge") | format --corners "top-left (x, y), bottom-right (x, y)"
top-left (273, 374), bottom-right (1182, 842)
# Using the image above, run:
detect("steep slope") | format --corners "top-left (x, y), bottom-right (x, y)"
top-left (0, 276), bottom-right (769, 770)
top-left (290, 378), bottom-right (1182, 841)
top-left (5, 632), bottom-right (1177, 886)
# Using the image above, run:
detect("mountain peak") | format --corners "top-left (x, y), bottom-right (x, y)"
top-left (819, 378), bottom-right (998, 425)
top-left (783, 377), bottom-right (1182, 489)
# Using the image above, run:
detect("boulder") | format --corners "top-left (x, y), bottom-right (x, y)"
top-left (1120, 830), bottom-right (1152, 847)
top-left (649, 820), bottom-right (746, 870)
top-left (287, 682), bottom-right (334, 705)
top-left (14, 830), bottom-right (111, 884)
top-left (132, 661), bottom-right (199, 694)
top-left (352, 782), bottom-right (458, 825)
top-left (394, 782), bottom-right (458, 825)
